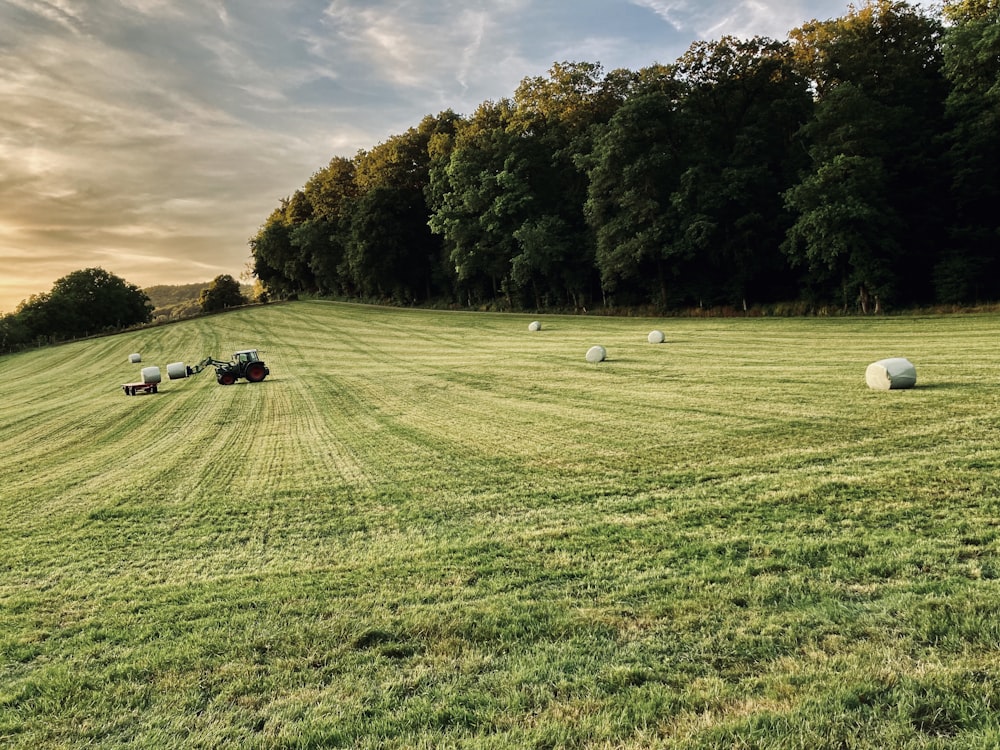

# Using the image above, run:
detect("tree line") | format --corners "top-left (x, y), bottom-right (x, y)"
top-left (250, 0), bottom-right (999, 314)
top-left (0, 272), bottom-right (247, 353)
top-left (0, 268), bottom-right (153, 352)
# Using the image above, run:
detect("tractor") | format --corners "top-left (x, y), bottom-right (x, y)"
top-left (167, 349), bottom-right (270, 385)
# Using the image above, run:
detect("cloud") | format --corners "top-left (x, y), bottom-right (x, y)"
top-left (631, 0), bottom-right (933, 43)
top-left (0, 1), bottom-right (328, 309)
top-left (631, 0), bottom-right (804, 41)
top-left (5, 0), bottom-right (85, 34)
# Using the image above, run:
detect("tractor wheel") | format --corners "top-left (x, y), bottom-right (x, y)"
top-left (217, 372), bottom-right (237, 385)
top-left (245, 362), bottom-right (268, 382)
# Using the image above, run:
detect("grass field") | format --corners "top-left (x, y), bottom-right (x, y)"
top-left (2, 301), bottom-right (999, 748)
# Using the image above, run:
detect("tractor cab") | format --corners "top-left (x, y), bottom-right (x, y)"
top-left (234, 349), bottom-right (261, 364)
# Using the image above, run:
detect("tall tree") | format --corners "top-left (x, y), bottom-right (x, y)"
top-left (249, 191), bottom-right (316, 297)
top-left (199, 274), bottom-right (245, 312)
top-left (298, 156), bottom-right (357, 296)
top-left (586, 75), bottom-right (692, 307)
top-left (249, 206), bottom-right (295, 296)
top-left (0, 309), bottom-right (33, 352)
top-left (505, 61), bottom-right (621, 308)
top-left (936, 0), bottom-right (1000, 302)
top-left (346, 112), bottom-right (459, 302)
top-left (783, 146), bottom-right (902, 310)
top-left (47, 268), bottom-right (153, 337)
top-left (427, 100), bottom-right (521, 306)
top-left (785, 0), bottom-right (948, 310)
top-left (671, 37), bottom-right (813, 308)
top-left (5, 294), bottom-right (56, 347)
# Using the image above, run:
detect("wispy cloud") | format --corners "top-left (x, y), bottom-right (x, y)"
top-left (5, 0), bottom-right (85, 34)
top-left (631, 0), bottom-right (797, 40)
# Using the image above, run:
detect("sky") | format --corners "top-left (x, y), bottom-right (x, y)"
top-left (0, 0), bottom-right (931, 313)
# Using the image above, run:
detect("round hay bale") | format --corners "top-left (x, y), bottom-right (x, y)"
top-left (528, 321), bottom-right (541, 332)
top-left (166, 362), bottom-right (189, 380)
top-left (865, 357), bottom-right (916, 390)
top-left (647, 330), bottom-right (665, 344)
top-left (140, 366), bottom-right (161, 384)
top-left (128, 353), bottom-right (142, 363)
top-left (586, 345), bottom-right (607, 363)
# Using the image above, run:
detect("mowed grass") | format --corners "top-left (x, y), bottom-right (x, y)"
top-left (2, 301), bottom-right (1000, 749)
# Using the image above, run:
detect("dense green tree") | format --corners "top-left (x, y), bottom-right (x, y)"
top-left (785, 0), bottom-right (948, 310)
top-left (346, 185), bottom-right (435, 301)
top-left (0, 310), bottom-right (33, 352)
top-left (12, 294), bottom-right (57, 339)
top-left (346, 113), bottom-right (459, 302)
top-left (505, 62), bottom-right (620, 308)
top-left (784, 149), bottom-right (902, 310)
top-left (355, 112), bottom-right (459, 193)
top-left (249, 193), bottom-right (316, 296)
top-left (47, 268), bottom-right (153, 336)
top-left (249, 208), bottom-right (295, 296)
top-left (427, 100), bottom-right (521, 306)
top-left (305, 156), bottom-right (358, 220)
top-left (199, 274), bottom-right (245, 312)
top-left (513, 61), bottom-right (624, 131)
top-left (587, 42), bottom-right (810, 310)
top-left (282, 190), bottom-right (318, 291)
top-left (586, 82), bottom-right (691, 307)
top-left (782, 78), bottom-right (905, 311)
top-left (510, 214), bottom-right (578, 307)
top-left (0, 269), bottom-right (152, 348)
top-left (2, 294), bottom-right (54, 349)
top-left (423, 117), bottom-right (464, 302)
top-left (299, 157), bottom-right (357, 295)
top-left (671, 37), bottom-right (812, 308)
top-left (430, 63), bottom-right (619, 309)
top-left (937, 0), bottom-right (1000, 302)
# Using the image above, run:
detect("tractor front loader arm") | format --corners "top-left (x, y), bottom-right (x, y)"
top-left (187, 357), bottom-right (229, 376)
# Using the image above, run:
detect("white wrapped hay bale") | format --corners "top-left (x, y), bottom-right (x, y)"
top-left (528, 321), bottom-right (541, 332)
top-left (648, 330), bottom-right (665, 344)
top-left (865, 357), bottom-right (917, 390)
top-left (128, 353), bottom-right (142, 363)
top-left (140, 366), bottom-right (161, 384)
top-left (166, 362), bottom-right (189, 380)
top-left (586, 345), bottom-right (607, 363)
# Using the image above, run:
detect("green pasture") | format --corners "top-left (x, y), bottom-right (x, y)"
top-left (2, 301), bottom-right (999, 748)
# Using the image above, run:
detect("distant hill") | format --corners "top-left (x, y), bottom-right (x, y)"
top-left (144, 282), bottom-right (254, 321)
